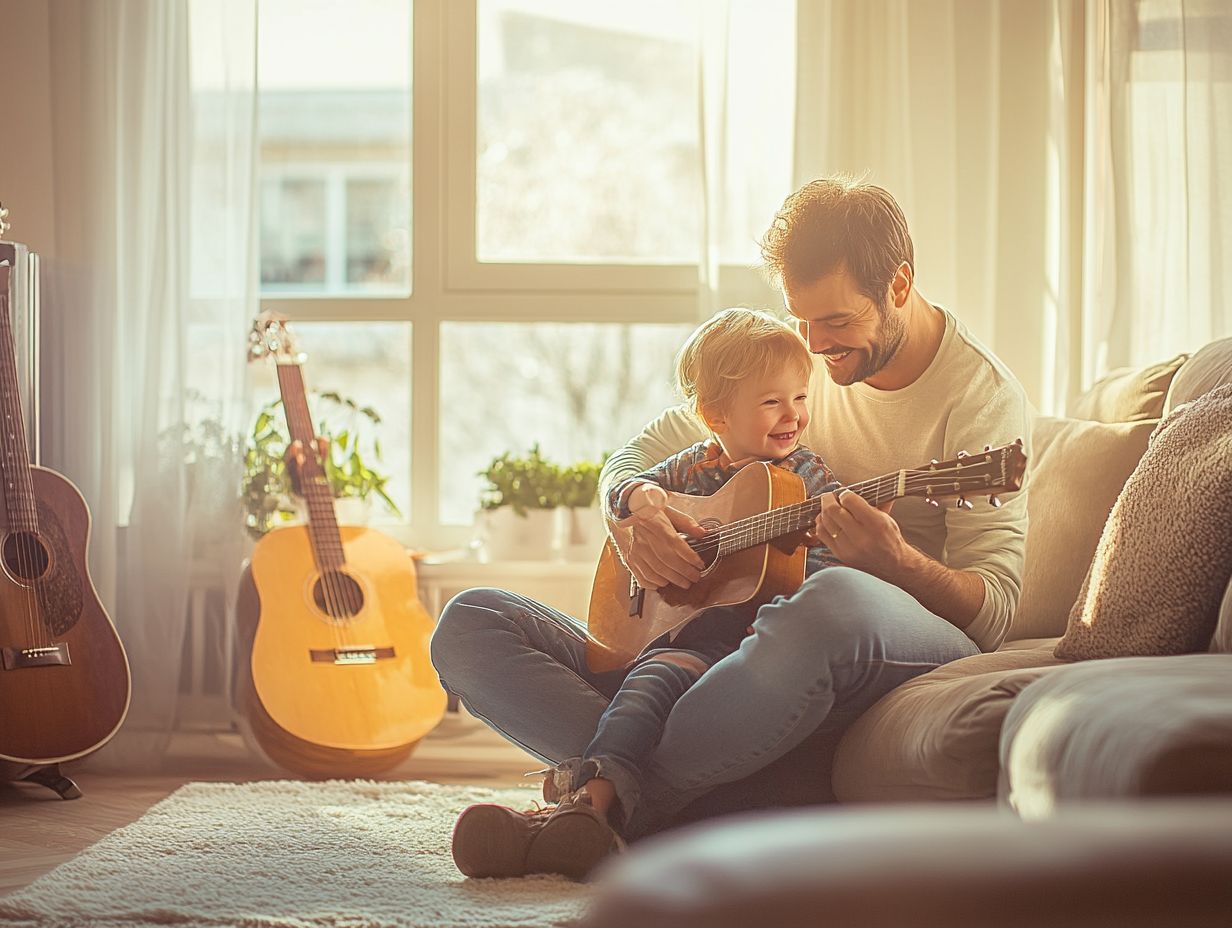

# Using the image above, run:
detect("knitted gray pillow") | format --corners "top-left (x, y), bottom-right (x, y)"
top-left (1056, 382), bottom-right (1232, 660)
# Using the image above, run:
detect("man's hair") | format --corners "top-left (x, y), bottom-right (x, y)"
top-left (676, 308), bottom-right (812, 420)
top-left (760, 176), bottom-right (914, 307)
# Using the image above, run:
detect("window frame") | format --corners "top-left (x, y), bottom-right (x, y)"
top-left (262, 0), bottom-right (781, 552)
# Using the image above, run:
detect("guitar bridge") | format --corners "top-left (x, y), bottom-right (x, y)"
top-left (309, 645), bottom-right (395, 665)
top-left (2, 643), bottom-right (71, 670)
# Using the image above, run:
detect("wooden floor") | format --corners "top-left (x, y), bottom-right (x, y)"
top-left (0, 711), bottom-right (538, 896)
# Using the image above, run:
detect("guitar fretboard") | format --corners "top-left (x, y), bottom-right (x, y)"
top-left (689, 472), bottom-right (902, 559)
top-left (0, 264), bottom-right (37, 533)
top-left (276, 364), bottom-right (345, 571)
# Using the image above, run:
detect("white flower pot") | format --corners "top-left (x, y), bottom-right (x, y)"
top-left (475, 507), bottom-right (560, 562)
top-left (558, 504), bottom-right (608, 563)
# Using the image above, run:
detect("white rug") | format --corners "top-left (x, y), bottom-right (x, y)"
top-left (0, 781), bottom-right (591, 928)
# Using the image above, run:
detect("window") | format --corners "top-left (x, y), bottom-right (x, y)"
top-left (438, 321), bottom-right (694, 523)
top-left (257, 0), bottom-right (412, 296)
top-left (255, 0), bottom-right (796, 551)
top-left (246, 322), bottom-right (413, 522)
top-left (475, 0), bottom-right (702, 264)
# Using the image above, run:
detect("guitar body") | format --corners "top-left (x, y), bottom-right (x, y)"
top-left (0, 467), bottom-right (130, 764)
top-left (586, 463), bottom-right (808, 672)
top-left (235, 523), bottom-right (447, 778)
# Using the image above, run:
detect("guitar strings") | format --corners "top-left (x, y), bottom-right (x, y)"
top-left (687, 473), bottom-right (896, 557)
top-left (278, 365), bottom-right (349, 647)
top-left (283, 364), bottom-right (362, 628)
top-left (685, 464), bottom-right (1004, 558)
top-left (293, 367), bottom-right (354, 634)
top-left (0, 285), bottom-right (44, 649)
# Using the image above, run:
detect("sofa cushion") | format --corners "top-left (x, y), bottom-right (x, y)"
top-left (586, 803), bottom-right (1232, 928)
top-left (1056, 384), bottom-right (1232, 660)
top-left (1010, 417), bottom-right (1155, 640)
top-left (831, 646), bottom-right (1064, 801)
top-left (999, 655), bottom-right (1232, 819)
top-left (1069, 353), bottom-right (1188, 422)
top-left (1164, 336), bottom-right (1232, 413)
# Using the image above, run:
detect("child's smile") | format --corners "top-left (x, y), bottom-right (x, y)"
top-left (708, 367), bottom-right (811, 463)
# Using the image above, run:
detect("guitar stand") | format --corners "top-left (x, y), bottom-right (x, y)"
top-left (18, 764), bottom-right (83, 800)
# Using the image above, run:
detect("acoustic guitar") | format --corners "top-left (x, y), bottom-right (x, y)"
top-left (234, 313), bottom-right (446, 778)
top-left (0, 257), bottom-right (131, 794)
top-left (585, 442), bottom-right (1027, 672)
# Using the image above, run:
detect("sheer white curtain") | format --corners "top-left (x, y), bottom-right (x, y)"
top-left (43, 0), bottom-right (258, 768)
top-left (697, 0), bottom-right (797, 317)
top-left (776, 0), bottom-right (1229, 413)
top-left (1053, 0), bottom-right (1231, 399)
top-left (789, 0), bottom-right (1038, 388)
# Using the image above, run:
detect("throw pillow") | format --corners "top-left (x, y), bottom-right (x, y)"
top-left (1009, 417), bottom-right (1156, 640)
top-left (1164, 336), bottom-right (1232, 413)
top-left (1069, 353), bottom-right (1188, 422)
top-left (1056, 383), bottom-right (1232, 659)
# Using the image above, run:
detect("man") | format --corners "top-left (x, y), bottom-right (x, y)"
top-left (431, 176), bottom-right (1031, 877)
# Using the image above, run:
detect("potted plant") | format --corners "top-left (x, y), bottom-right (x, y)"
top-left (475, 444), bottom-right (562, 561)
top-left (556, 454), bottom-right (610, 562)
top-left (241, 391), bottom-right (401, 539)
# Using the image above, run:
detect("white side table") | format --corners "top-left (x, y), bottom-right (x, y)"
top-left (414, 558), bottom-right (597, 624)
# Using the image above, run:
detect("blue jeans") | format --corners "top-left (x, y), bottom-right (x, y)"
top-left (557, 615), bottom-right (743, 829)
top-left (430, 567), bottom-right (979, 838)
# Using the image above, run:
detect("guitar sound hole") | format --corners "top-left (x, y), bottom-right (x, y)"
top-left (312, 571), bottom-right (365, 619)
top-left (695, 519), bottom-right (722, 570)
top-left (3, 532), bottom-right (51, 582)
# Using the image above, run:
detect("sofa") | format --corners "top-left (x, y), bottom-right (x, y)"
top-left (585, 337), bottom-right (1232, 926)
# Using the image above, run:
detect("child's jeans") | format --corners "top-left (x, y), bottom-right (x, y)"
top-left (551, 628), bottom-right (738, 830)
top-left (547, 607), bottom-right (748, 830)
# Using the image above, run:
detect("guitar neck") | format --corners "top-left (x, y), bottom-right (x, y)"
top-left (0, 264), bottom-right (37, 533)
top-left (699, 471), bottom-right (907, 559)
top-left (276, 363), bottom-right (345, 568)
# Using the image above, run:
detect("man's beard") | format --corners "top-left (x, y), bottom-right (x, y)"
top-left (828, 305), bottom-right (908, 385)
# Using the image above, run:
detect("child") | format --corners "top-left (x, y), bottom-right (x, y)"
top-left (450, 308), bottom-right (840, 880)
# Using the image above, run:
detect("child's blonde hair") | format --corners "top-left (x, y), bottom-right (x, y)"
top-left (675, 308), bottom-right (813, 423)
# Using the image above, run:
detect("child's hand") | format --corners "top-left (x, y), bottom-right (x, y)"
top-left (628, 483), bottom-right (668, 514)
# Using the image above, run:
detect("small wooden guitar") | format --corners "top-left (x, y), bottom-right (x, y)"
top-left (235, 312), bottom-right (446, 778)
top-left (0, 257), bottom-right (131, 789)
top-left (585, 442), bottom-right (1027, 672)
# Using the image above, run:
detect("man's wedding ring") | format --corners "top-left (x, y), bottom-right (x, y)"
top-left (830, 530), bottom-right (841, 540)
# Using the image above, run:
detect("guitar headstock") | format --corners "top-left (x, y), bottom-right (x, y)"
top-left (907, 440), bottom-right (1027, 509)
top-left (247, 310), bottom-right (303, 366)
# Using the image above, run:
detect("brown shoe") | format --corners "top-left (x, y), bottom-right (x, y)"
top-left (527, 792), bottom-right (625, 880)
top-left (450, 802), bottom-right (552, 878)
top-left (450, 793), bottom-right (623, 880)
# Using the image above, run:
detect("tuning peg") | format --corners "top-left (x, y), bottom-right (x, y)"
top-left (988, 495), bottom-right (1002, 508)
top-left (930, 459), bottom-right (939, 467)
top-left (955, 496), bottom-right (973, 510)
top-left (956, 450), bottom-right (969, 459)
top-left (924, 497), bottom-right (940, 508)
top-left (983, 445), bottom-right (992, 452)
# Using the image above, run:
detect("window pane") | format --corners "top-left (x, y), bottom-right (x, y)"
top-left (438, 322), bottom-right (695, 524)
top-left (476, 1), bottom-right (702, 264)
top-left (258, 0), bottom-right (411, 295)
top-left (260, 177), bottom-right (327, 286)
top-left (247, 322), bottom-right (412, 523)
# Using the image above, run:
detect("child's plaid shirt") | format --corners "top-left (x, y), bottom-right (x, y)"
top-left (607, 439), bottom-right (843, 577)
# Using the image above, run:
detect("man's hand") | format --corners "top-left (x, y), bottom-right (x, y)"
top-left (613, 485), bottom-right (707, 590)
top-left (812, 489), bottom-right (906, 580)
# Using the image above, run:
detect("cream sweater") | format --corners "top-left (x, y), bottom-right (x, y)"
top-left (600, 308), bottom-right (1032, 652)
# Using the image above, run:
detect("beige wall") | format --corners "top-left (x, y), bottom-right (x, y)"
top-left (0, 0), bottom-right (57, 256)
